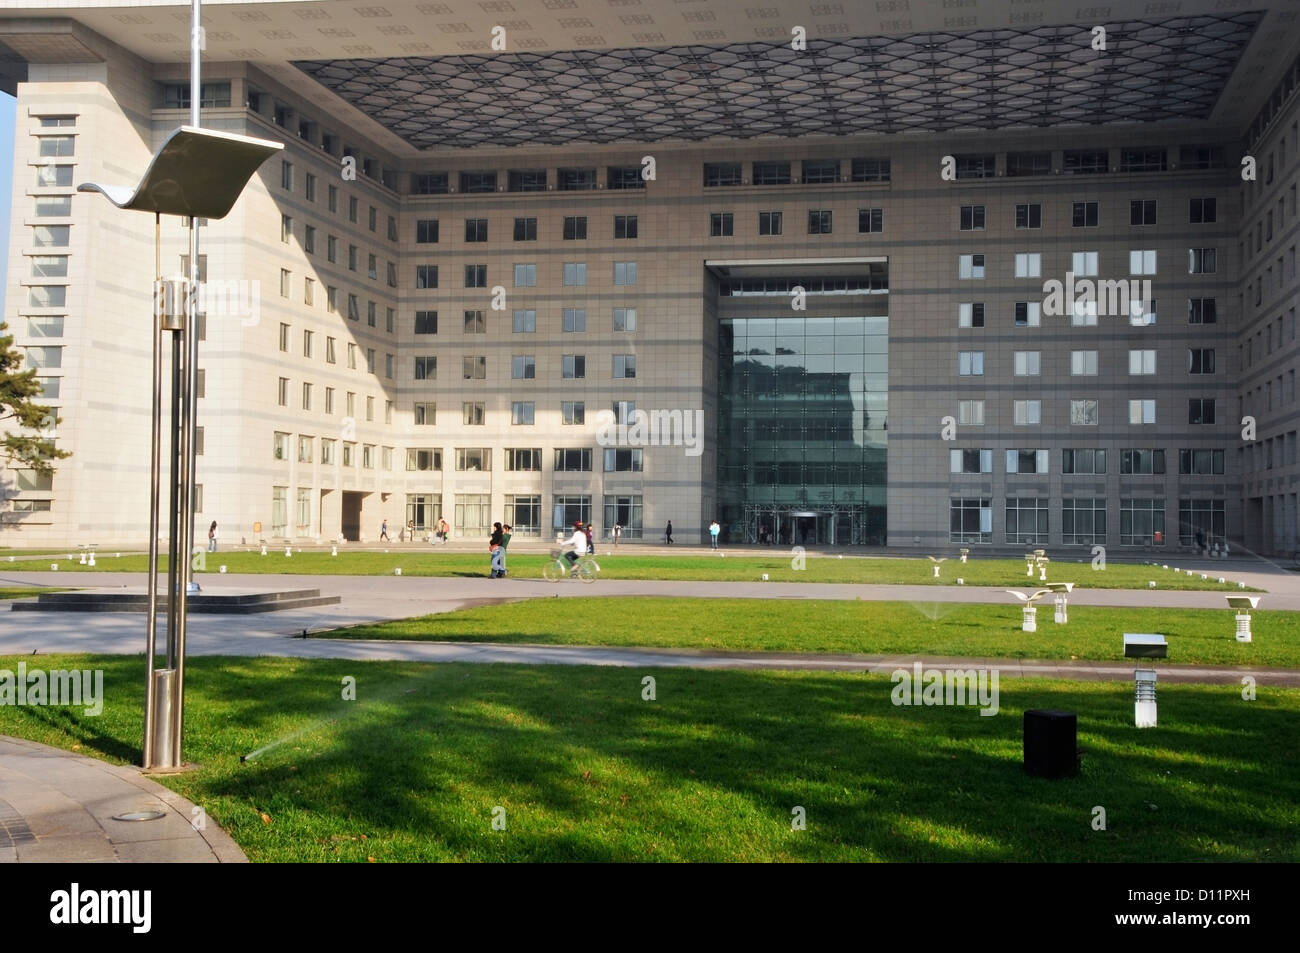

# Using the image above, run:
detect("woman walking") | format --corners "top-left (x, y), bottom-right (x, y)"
top-left (489, 522), bottom-right (505, 578)
top-left (207, 520), bottom-right (218, 553)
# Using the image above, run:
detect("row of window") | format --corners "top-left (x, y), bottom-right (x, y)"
top-left (950, 497), bottom-right (1225, 546)
top-left (953, 348), bottom-right (1217, 376)
top-left (958, 198), bottom-right (1217, 231)
top-left (271, 435), bottom-right (646, 473)
top-left (958, 297), bottom-right (1218, 328)
top-left (949, 448), bottom-right (1228, 476)
top-left (946, 146), bottom-right (1226, 179)
top-left (956, 248), bottom-right (1218, 279)
top-left (409, 354), bottom-right (636, 382)
top-left (952, 397), bottom-right (1218, 427)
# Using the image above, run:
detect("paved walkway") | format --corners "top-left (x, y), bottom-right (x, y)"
top-left (0, 736), bottom-right (245, 863)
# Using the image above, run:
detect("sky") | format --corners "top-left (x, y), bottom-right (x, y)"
top-left (0, 91), bottom-right (14, 319)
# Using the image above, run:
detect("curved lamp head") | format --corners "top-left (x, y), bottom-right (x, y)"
top-left (78, 125), bottom-right (284, 219)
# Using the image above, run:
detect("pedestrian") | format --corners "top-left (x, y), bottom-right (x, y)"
top-left (489, 522), bottom-right (505, 577)
top-left (500, 524), bottom-right (512, 577)
top-left (380, 519), bottom-right (390, 542)
top-left (613, 523), bottom-right (622, 547)
top-left (709, 519), bottom-right (720, 549)
top-left (438, 517), bottom-right (450, 544)
top-left (207, 520), bottom-right (218, 553)
top-left (585, 523), bottom-right (595, 554)
top-left (665, 520), bottom-right (673, 545)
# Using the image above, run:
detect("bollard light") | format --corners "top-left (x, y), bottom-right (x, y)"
top-left (1046, 582), bottom-right (1074, 624)
top-left (1217, 577), bottom-right (1225, 584)
top-left (761, 573), bottom-right (769, 581)
top-left (1134, 670), bottom-right (1157, 728)
top-left (51, 564), bottom-right (58, 571)
top-left (957, 578), bottom-right (964, 585)
top-left (88, 554), bottom-right (96, 567)
top-left (1238, 581), bottom-right (1246, 589)
top-left (1226, 596), bottom-right (1259, 642)
top-left (260, 545), bottom-right (267, 556)
top-left (1148, 581), bottom-right (1156, 588)
top-left (285, 546), bottom-right (292, 557)
top-left (219, 566), bottom-right (227, 573)
top-left (79, 551), bottom-right (87, 565)
top-left (395, 568), bottom-right (402, 576)
top-left (331, 546), bottom-right (338, 556)
top-left (1007, 589), bottom-right (1049, 632)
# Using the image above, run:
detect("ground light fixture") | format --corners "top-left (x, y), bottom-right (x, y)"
top-left (1045, 582), bottom-right (1075, 624)
top-left (76, 0), bottom-right (282, 771)
top-left (1005, 588), bottom-right (1051, 632)
top-left (1135, 669), bottom-right (1158, 728)
top-left (1226, 595), bottom-right (1261, 642)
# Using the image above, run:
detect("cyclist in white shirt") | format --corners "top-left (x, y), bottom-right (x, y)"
top-left (564, 522), bottom-right (587, 574)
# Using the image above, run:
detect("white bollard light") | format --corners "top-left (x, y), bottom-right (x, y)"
top-left (395, 567), bottom-right (402, 576)
top-left (79, 551), bottom-right (86, 565)
top-left (1026, 562), bottom-right (1034, 578)
top-left (51, 564), bottom-right (58, 571)
top-left (957, 578), bottom-right (964, 585)
top-left (285, 546), bottom-right (292, 557)
top-left (1022, 605), bottom-right (1037, 632)
top-left (1201, 574), bottom-right (1208, 581)
top-left (761, 573), bottom-right (769, 581)
top-left (1148, 581), bottom-right (1156, 588)
top-left (1135, 670), bottom-right (1158, 728)
top-left (331, 546), bottom-right (338, 556)
top-left (87, 554), bottom-right (95, 566)
top-left (1039, 565), bottom-right (1048, 581)
top-left (1054, 593), bottom-right (1068, 624)
top-left (1217, 577), bottom-right (1225, 584)
top-left (261, 545), bottom-right (267, 556)
top-left (1238, 582), bottom-right (1246, 589)
top-left (219, 566), bottom-right (227, 573)
top-left (933, 565), bottom-right (941, 578)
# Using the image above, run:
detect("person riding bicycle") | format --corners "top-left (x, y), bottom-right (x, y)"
top-left (563, 521), bottom-right (588, 575)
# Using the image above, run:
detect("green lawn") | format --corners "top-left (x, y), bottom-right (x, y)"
top-left (0, 655), bottom-right (1294, 862)
top-left (0, 586), bottom-right (64, 601)
top-left (328, 597), bottom-right (1300, 668)
top-left (16, 550), bottom-right (1259, 591)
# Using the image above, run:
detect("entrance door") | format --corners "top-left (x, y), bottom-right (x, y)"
top-left (341, 491), bottom-right (363, 542)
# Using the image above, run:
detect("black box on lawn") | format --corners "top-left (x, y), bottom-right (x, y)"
top-left (1024, 709), bottom-right (1078, 779)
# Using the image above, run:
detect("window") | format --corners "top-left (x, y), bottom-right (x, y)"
top-left (950, 498), bottom-right (992, 544)
top-left (325, 387), bottom-right (335, 414)
top-left (414, 356), bottom-right (436, 380)
top-left (279, 323), bottom-right (290, 352)
top-left (1181, 201), bottom-right (1219, 237)
top-left (752, 161), bottom-right (791, 185)
top-left (415, 311), bottom-right (438, 334)
top-left (347, 294), bottom-right (359, 322)
top-left (1188, 399), bottom-right (1216, 425)
top-left (35, 164), bottom-right (73, 187)
top-left (37, 115), bottom-right (75, 127)
top-left (607, 166), bottom-right (645, 190)
top-left (386, 308), bottom-right (395, 332)
top-left (463, 356), bottom-right (487, 380)
top-left (320, 438), bottom-right (336, 465)
top-left (23, 345), bottom-right (62, 369)
top-left (1015, 204), bottom-right (1042, 229)
top-left (614, 215), bottom-right (638, 239)
top-left (1130, 250), bottom-right (1156, 275)
top-left (276, 377), bottom-right (289, 408)
top-left (612, 400), bottom-right (637, 424)
top-left (28, 286), bottom-right (66, 307)
top-left (278, 269), bottom-right (291, 298)
top-left (1014, 253), bottom-right (1041, 278)
top-left (25, 316), bottom-right (64, 337)
top-left (346, 392), bottom-right (355, 417)
top-left (1128, 349), bottom-right (1156, 375)
top-left (367, 301), bottom-right (377, 327)
top-left (512, 402), bottom-right (535, 425)
top-left (1062, 499), bottom-right (1107, 545)
top-left (34, 197), bottom-right (71, 217)
top-left (954, 154), bottom-right (995, 179)
top-left (554, 448), bottom-right (592, 472)
top-left (273, 431), bottom-right (290, 461)
top-left (1188, 348), bottom-right (1215, 374)
top-left (613, 262), bottom-right (637, 285)
top-left (512, 217), bottom-right (537, 242)
top-left (348, 196), bottom-right (358, 223)
top-left (958, 255), bottom-right (985, 279)
top-left (1179, 145), bottom-right (1225, 170)
top-left (1013, 351), bottom-right (1041, 376)
top-left (508, 169), bottom-right (546, 192)
top-left (1178, 499), bottom-right (1225, 546)
top-left (1072, 251), bottom-right (1099, 276)
top-left (271, 487), bottom-right (288, 536)
top-left (413, 402), bottom-right (436, 426)
top-left (1120, 148), bottom-right (1166, 172)
top-left (613, 308), bottom-right (637, 332)
top-left (412, 172), bottom-right (448, 195)
top-left (368, 255), bottom-right (378, 281)
top-left (950, 449), bottom-right (993, 474)
top-left (327, 185), bottom-right (338, 212)
top-left (959, 303), bottom-right (985, 328)
top-left (808, 210), bottom-right (832, 234)
top-left (1005, 498), bottom-right (1050, 544)
top-left (1008, 152), bottom-right (1053, 177)
top-left (612, 355), bottom-right (636, 379)
top-left (759, 211), bottom-right (783, 236)
top-left (857, 208), bottom-right (883, 233)
top-left (1015, 302), bottom-right (1041, 327)
top-left (959, 205), bottom-right (985, 231)
top-left (1071, 350), bottom-right (1098, 376)
top-left (563, 216), bottom-right (587, 240)
top-left (1130, 200), bottom-right (1157, 226)
top-left (957, 351), bottom-right (984, 376)
top-left (710, 212), bottom-right (734, 237)
top-left (505, 449), bottom-right (542, 471)
top-left (1006, 450), bottom-right (1049, 474)
top-left (1013, 400), bottom-right (1042, 426)
top-left (512, 355), bottom-right (536, 380)
top-left (460, 171), bottom-right (497, 194)
top-left (464, 265), bottom-right (487, 288)
top-left (365, 394), bottom-right (375, 421)
top-left (562, 355), bottom-right (586, 379)
top-left (562, 308), bottom-right (586, 333)
top-left (406, 448), bottom-right (442, 471)
top-left (302, 329), bottom-right (313, 359)
top-left (1179, 449), bottom-right (1225, 475)
top-left (851, 157), bottom-right (891, 182)
top-left (801, 159), bottom-right (839, 183)
top-left (1063, 149), bottom-right (1108, 174)
top-left (412, 265), bottom-right (438, 289)
top-left (704, 163), bottom-right (743, 187)
top-left (513, 263), bottom-right (537, 287)
top-left (604, 448), bottom-right (643, 472)
top-left (462, 403), bottom-right (486, 426)
top-left (387, 214), bottom-right (397, 241)
top-left (563, 263), bottom-right (587, 286)
top-left (297, 434), bottom-right (314, 463)
top-left (1127, 399), bottom-right (1156, 424)
top-left (957, 400), bottom-right (984, 425)
top-left (416, 220), bottom-right (440, 244)
top-left (512, 309), bottom-right (535, 333)
top-left (1063, 449), bottom-right (1106, 474)
top-left (562, 402), bottom-right (585, 425)
top-left (385, 354), bottom-right (394, 379)
top-left (30, 256), bottom-right (67, 278)
top-left (1120, 499), bottom-right (1165, 546)
top-left (1071, 400), bottom-right (1099, 426)
top-left (1189, 248), bottom-right (1217, 274)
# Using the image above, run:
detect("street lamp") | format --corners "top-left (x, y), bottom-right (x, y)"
top-left (77, 0), bottom-right (282, 770)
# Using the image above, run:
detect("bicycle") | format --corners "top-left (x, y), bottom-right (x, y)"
top-left (542, 549), bottom-right (599, 583)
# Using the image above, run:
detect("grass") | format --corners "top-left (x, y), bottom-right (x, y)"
top-left (327, 597), bottom-right (1300, 668)
top-left (14, 550), bottom-right (1259, 591)
top-left (0, 654), bottom-right (1295, 862)
top-left (0, 586), bottom-right (64, 601)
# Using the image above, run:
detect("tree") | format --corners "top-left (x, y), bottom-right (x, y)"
top-left (0, 320), bottom-right (71, 475)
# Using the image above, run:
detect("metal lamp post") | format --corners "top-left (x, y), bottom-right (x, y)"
top-left (78, 0), bottom-right (282, 769)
